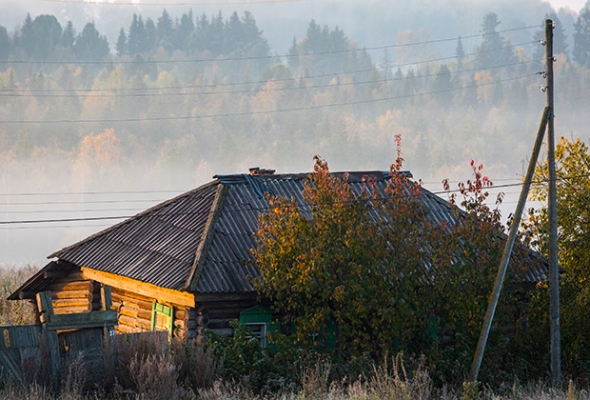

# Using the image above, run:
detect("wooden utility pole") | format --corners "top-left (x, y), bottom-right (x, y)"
top-left (469, 107), bottom-right (549, 382)
top-left (469, 19), bottom-right (560, 384)
top-left (546, 18), bottom-right (561, 385)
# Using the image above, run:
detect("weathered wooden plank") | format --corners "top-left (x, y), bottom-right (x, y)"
top-left (115, 324), bottom-right (139, 334)
top-left (36, 291), bottom-right (54, 315)
top-left (114, 297), bottom-right (153, 312)
top-left (45, 310), bottom-right (117, 330)
top-left (0, 349), bottom-right (23, 383)
top-left (53, 298), bottom-right (91, 309)
top-left (43, 270), bottom-right (69, 279)
top-left (81, 267), bottom-right (195, 308)
top-left (53, 304), bottom-right (100, 315)
top-left (173, 319), bottom-right (197, 330)
top-left (174, 328), bottom-right (197, 340)
top-left (175, 309), bottom-right (198, 321)
top-left (111, 288), bottom-right (152, 303)
top-left (101, 285), bottom-right (112, 311)
top-left (194, 293), bottom-right (257, 302)
top-left (117, 305), bottom-right (151, 321)
top-left (47, 281), bottom-right (94, 292)
top-left (52, 291), bottom-right (93, 300)
top-left (118, 315), bottom-right (151, 331)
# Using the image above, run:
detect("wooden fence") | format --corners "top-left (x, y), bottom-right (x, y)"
top-left (0, 288), bottom-right (117, 386)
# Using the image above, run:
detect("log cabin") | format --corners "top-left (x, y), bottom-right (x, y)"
top-left (8, 168), bottom-right (549, 344)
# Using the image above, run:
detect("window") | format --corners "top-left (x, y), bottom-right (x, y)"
top-left (239, 305), bottom-right (274, 348)
top-left (245, 322), bottom-right (268, 348)
top-left (151, 303), bottom-right (173, 335)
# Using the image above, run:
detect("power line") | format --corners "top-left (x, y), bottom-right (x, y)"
top-left (0, 72), bottom-right (538, 124)
top-left (0, 176), bottom-right (534, 200)
top-left (0, 174), bottom-right (585, 225)
top-left (0, 189), bottom-right (186, 197)
top-left (1, 27), bottom-right (538, 67)
top-left (0, 57), bottom-right (541, 99)
top-left (43, 0), bottom-right (310, 5)
top-left (0, 41), bottom-right (538, 96)
top-left (0, 199), bottom-right (167, 206)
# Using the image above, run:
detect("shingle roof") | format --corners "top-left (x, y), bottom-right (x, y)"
top-left (10, 170), bottom-right (548, 299)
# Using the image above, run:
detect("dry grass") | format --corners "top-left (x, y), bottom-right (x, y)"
top-left (1, 353), bottom-right (590, 400)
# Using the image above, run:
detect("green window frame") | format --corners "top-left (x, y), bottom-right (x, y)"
top-left (151, 303), bottom-right (173, 335)
top-left (239, 305), bottom-right (276, 348)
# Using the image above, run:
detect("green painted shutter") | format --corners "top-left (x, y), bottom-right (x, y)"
top-left (151, 303), bottom-right (173, 335)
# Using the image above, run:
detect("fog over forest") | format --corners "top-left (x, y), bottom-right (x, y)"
top-left (1, 0), bottom-right (590, 263)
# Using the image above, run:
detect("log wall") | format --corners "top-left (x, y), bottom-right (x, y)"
top-left (46, 270), bottom-right (101, 315)
top-left (111, 287), bottom-right (154, 334)
top-left (197, 298), bottom-right (260, 338)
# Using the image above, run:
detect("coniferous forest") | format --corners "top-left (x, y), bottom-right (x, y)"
top-left (0, 8), bottom-right (590, 260)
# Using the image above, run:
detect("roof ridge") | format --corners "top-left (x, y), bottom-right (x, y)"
top-left (49, 180), bottom-right (220, 259)
top-left (184, 184), bottom-right (229, 291)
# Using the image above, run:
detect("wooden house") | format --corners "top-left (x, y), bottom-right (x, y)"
top-left (8, 169), bottom-right (549, 343)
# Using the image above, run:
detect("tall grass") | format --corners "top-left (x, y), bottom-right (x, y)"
top-left (1, 333), bottom-right (588, 400)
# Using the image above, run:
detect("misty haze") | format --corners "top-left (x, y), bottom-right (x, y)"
top-left (0, 0), bottom-right (589, 264)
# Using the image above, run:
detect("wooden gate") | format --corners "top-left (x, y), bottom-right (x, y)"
top-left (0, 288), bottom-right (117, 385)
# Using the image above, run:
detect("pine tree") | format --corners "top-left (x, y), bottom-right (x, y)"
top-left (73, 22), bottom-right (109, 62)
top-left (0, 26), bottom-right (11, 61)
top-left (128, 14), bottom-right (147, 56)
top-left (116, 28), bottom-right (127, 57)
top-left (145, 18), bottom-right (157, 50)
top-left (455, 36), bottom-right (465, 70)
top-left (379, 48), bottom-right (393, 79)
top-left (475, 13), bottom-right (514, 72)
top-left (176, 10), bottom-right (195, 51)
top-left (573, 9), bottom-right (590, 66)
top-left (157, 9), bottom-right (174, 46)
top-left (61, 21), bottom-right (75, 48)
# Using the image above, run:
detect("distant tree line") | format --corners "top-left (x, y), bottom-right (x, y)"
top-left (0, 9), bottom-right (589, 195)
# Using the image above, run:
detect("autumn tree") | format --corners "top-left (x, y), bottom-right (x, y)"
top-left (253, 153), bottom-right (437, 359)
top-left (530, 136), bottom-right (590, 378)
top-left (253, 152), bottom-right (541, 381)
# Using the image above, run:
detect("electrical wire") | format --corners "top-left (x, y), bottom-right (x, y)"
top-left (1, 26), bottom-right (539, 66)
top-left (0, 189), bottom-right (186, 197)
top-left (0, 41), bottom-right (539, 96)
top-left (0, 72), bottom-right (539, 124)
top-left (0, 174), bottom-right (586, 225)
top-left (43, 0), bottom-right (311, 6)
top-left (0, 56), bottom-right (542, 99)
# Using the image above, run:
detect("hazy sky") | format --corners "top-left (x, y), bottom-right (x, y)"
top-left (550, 0), bottom-right (588, 9)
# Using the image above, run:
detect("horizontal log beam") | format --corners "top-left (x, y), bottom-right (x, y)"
top-left (51, 291), bottom-right (93, 300)
top-left (118, 314), bottom-right (151, 331)
top-left (174, 329), bottom-right (197, 340)
top-left (118, 305), bottom-right (152, 321)
top-left (53, 298), bottom-right (91, 309)
top-left (115, 323), bottom-right (139, 334)
top-left (175, 309), bottom-right (197, 321)
top-left (52, 304), bottom-right (100, 315)
top-left (47, 281), bottom-right (94, 292)
top-left (44, 310), bottom-right (117, 330)
top-left (82, 267), bottom-right (195, 308)
top-left (174, 319), bottom-right (197, 330)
